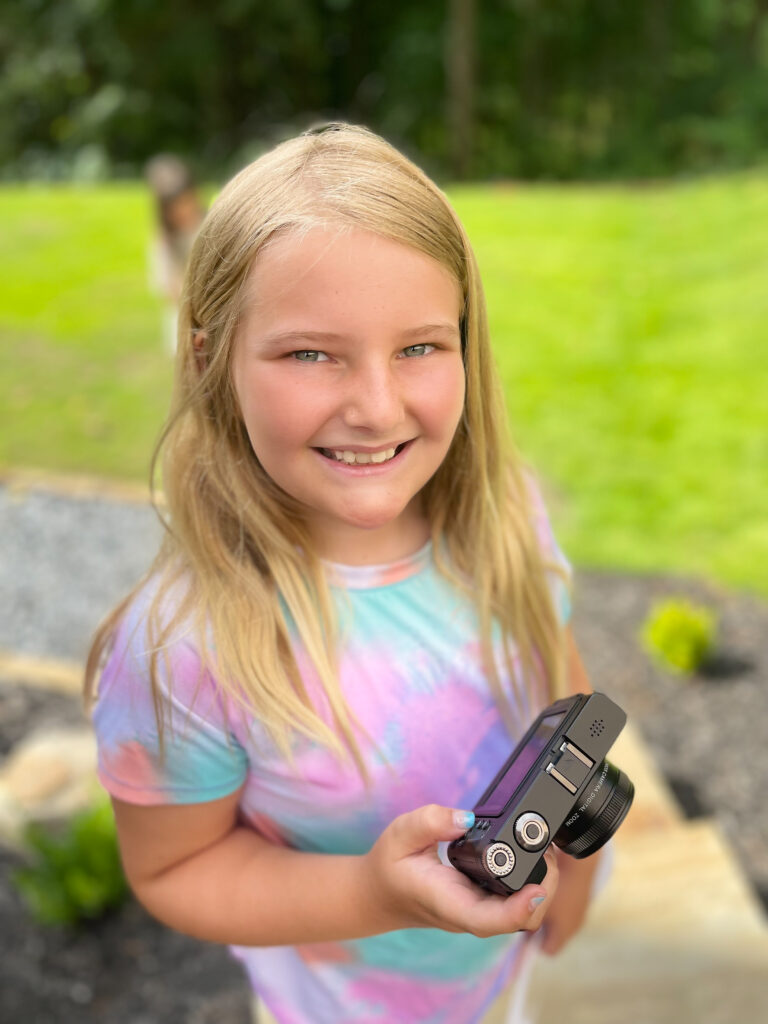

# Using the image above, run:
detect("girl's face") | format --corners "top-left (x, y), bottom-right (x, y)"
top-left (231, 225), bottom-right (466, 564)
top-left (166, 189), bottom-right (203, 231)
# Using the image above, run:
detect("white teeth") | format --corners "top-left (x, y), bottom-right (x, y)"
top-left (327, 447), bottom-right (397, 465)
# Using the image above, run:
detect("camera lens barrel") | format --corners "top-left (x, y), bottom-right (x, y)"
top-left (553, 759), bottom-right (634, 858)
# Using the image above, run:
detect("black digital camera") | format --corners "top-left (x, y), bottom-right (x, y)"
top-left (447, 692), bottom-right (634, 894)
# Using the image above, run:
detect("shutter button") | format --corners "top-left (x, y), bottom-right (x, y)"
top-left (514, 812), bottom-right (550, 851)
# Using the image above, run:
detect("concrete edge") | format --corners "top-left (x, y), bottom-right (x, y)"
top-left (0, 651), bottom-right (84, 695)
top-left (0, 467), bottom-right (160, 506)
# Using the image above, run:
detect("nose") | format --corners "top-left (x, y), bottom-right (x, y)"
top-left (341, 360), bottom-right (406, 435)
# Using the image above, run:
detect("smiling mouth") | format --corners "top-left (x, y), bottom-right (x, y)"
top-left (316, 442), bottom-right (409, 466)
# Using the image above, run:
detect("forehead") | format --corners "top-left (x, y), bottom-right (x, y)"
top-left (241, 225), bottom-right (462, 328)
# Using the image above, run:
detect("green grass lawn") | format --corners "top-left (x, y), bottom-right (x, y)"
top-left (453, 175), bottom-right (768, 598)
top-left (1, 177), bottom-right (766, 596)
top-left (0, 185), bottom-right (172, 480)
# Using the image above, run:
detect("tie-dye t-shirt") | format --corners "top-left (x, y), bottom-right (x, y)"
top-left (93, 484), bottom-right (571, 1024)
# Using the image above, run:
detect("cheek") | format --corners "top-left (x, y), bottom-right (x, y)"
top-left (237, 368), bottom-right (328, 449)
top-left (422, 362), bottom-right (466, 435)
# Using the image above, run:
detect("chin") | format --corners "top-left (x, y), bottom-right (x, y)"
top-left (337, 504), bottom-right (409, 532)
top-left (343, 513), bottom-right (401, 533)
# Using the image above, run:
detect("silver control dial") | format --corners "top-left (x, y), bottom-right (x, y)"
top-left (514, 812), bottom-right (550, 851)
top-left (484, 842), bottom-right (516, 877)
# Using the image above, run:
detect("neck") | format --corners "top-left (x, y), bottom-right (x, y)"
top-left (309, 509), bottom-right (431, 567)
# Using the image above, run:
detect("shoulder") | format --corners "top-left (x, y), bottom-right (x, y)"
top-left (520, 468), bottom-right (568, 562)
top-left (520, 467), bottom-right (572, 624)
top-left (105, 572), bottom-right (192, 674)
top-left (97, 572), bottom-right (221, 725)
top-left (93, 574), bottom-right (250, 806)
top-left (520, 466), bottom-right (552, 525)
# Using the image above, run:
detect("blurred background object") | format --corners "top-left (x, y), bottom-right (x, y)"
top-left (145, 154), bottom-right (204, 353)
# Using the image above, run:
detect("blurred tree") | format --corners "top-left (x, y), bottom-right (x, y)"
top-left (446, 0), bottom-right (476, 179)
top-left (1, 0), bottom-right (767, 180)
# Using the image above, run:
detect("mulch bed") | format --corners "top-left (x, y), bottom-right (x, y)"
top-left (0, 682), bottom-right (252, 1024)
top-left (1, 569), bottom-right (765, 1022)
top-left (0, 855), bottom-right (251, 1024)
top-left (572, 568), bottom-right (768, 910)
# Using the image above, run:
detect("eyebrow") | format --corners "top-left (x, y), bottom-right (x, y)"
top-left (258, 322), bottom-right (460, 349)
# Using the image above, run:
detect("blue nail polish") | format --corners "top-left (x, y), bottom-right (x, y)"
top-left (453, 810), bottom-right (475, 829)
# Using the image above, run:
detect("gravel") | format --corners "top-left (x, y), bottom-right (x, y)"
top-left (0, 486), bottom-right (162, 662)
top-left (1, 481), bottom-right (766, 1021)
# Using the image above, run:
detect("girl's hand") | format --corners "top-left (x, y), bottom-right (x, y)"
top-left (363, 804), bottom-right (559, 938)
top-left (539, 849), bottom-right (599, 955)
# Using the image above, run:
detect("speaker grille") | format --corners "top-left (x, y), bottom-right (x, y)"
top-left (589, 718), bottom-right (605, 738)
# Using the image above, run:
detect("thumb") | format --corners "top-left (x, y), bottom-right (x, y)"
top-left (388, 804), bottom-right (475, 856)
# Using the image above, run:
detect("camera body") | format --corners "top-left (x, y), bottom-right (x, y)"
top-left (447, 692), bottom-right (633, 895)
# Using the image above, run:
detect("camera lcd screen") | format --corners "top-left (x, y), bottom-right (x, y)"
top-left (474, 712), bottom-right (565, 817)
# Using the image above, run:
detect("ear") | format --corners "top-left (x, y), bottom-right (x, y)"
top-left (191, 329), bottom-right (208, 374)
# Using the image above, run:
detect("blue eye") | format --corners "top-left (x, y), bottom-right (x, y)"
top-left (402, 343), bottom-right (435, 358)
top-left (292, 350), bottom-right (328, 362)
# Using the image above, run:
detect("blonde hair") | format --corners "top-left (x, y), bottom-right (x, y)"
top-left (85, 123), bottom-right (567, 775)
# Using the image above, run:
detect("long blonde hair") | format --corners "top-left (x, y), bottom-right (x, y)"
top-left (85, 123), bottom-right (567, 776)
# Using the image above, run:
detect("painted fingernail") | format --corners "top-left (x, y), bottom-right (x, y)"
top-left (529, 895), bottom-right (546, 911)
top-left (453, 810), bottom-right (475, 829)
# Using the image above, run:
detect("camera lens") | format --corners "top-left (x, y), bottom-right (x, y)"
top-left (553, 759), bottom-right (634, 858)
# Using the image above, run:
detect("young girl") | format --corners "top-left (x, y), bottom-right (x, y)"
top-left (86, 123), bottom-right (604, 1024)
top-left (145, 154), bottom-right (205, 354)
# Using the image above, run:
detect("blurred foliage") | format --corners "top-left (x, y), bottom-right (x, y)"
top-left (2, 0), bottom-right (768, 181)
top-left (11, 796), bottom-right (129, 927)
top-left (641, 598), bottom-right (718, 675)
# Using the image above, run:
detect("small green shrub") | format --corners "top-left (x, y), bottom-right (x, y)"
top-left (641, 598), bottom-right (717, 675)
top-left (12, 796), bottom-right (129, 927)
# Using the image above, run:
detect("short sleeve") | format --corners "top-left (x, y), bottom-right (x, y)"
top-left (524, 472), bottom-right (573, 627)
top-left (92, 591), bottom-right (248, 806)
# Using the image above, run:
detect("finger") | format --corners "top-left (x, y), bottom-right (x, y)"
top-left (540, 926), bottom-right (563, 956)
top-left (526, 849), bottom-right (559, 930)
top-left (458, 849), bottom-right (560, 938)
top-left (427, 859), bottom-right (555, 938)
top-left (389, 804), bottom-right (475, 857)
top-left (437, 880), bottom-right (549, 938)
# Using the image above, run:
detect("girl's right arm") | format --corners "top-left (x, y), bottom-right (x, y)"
top-left (112, 794), bottom-right (558, 946)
